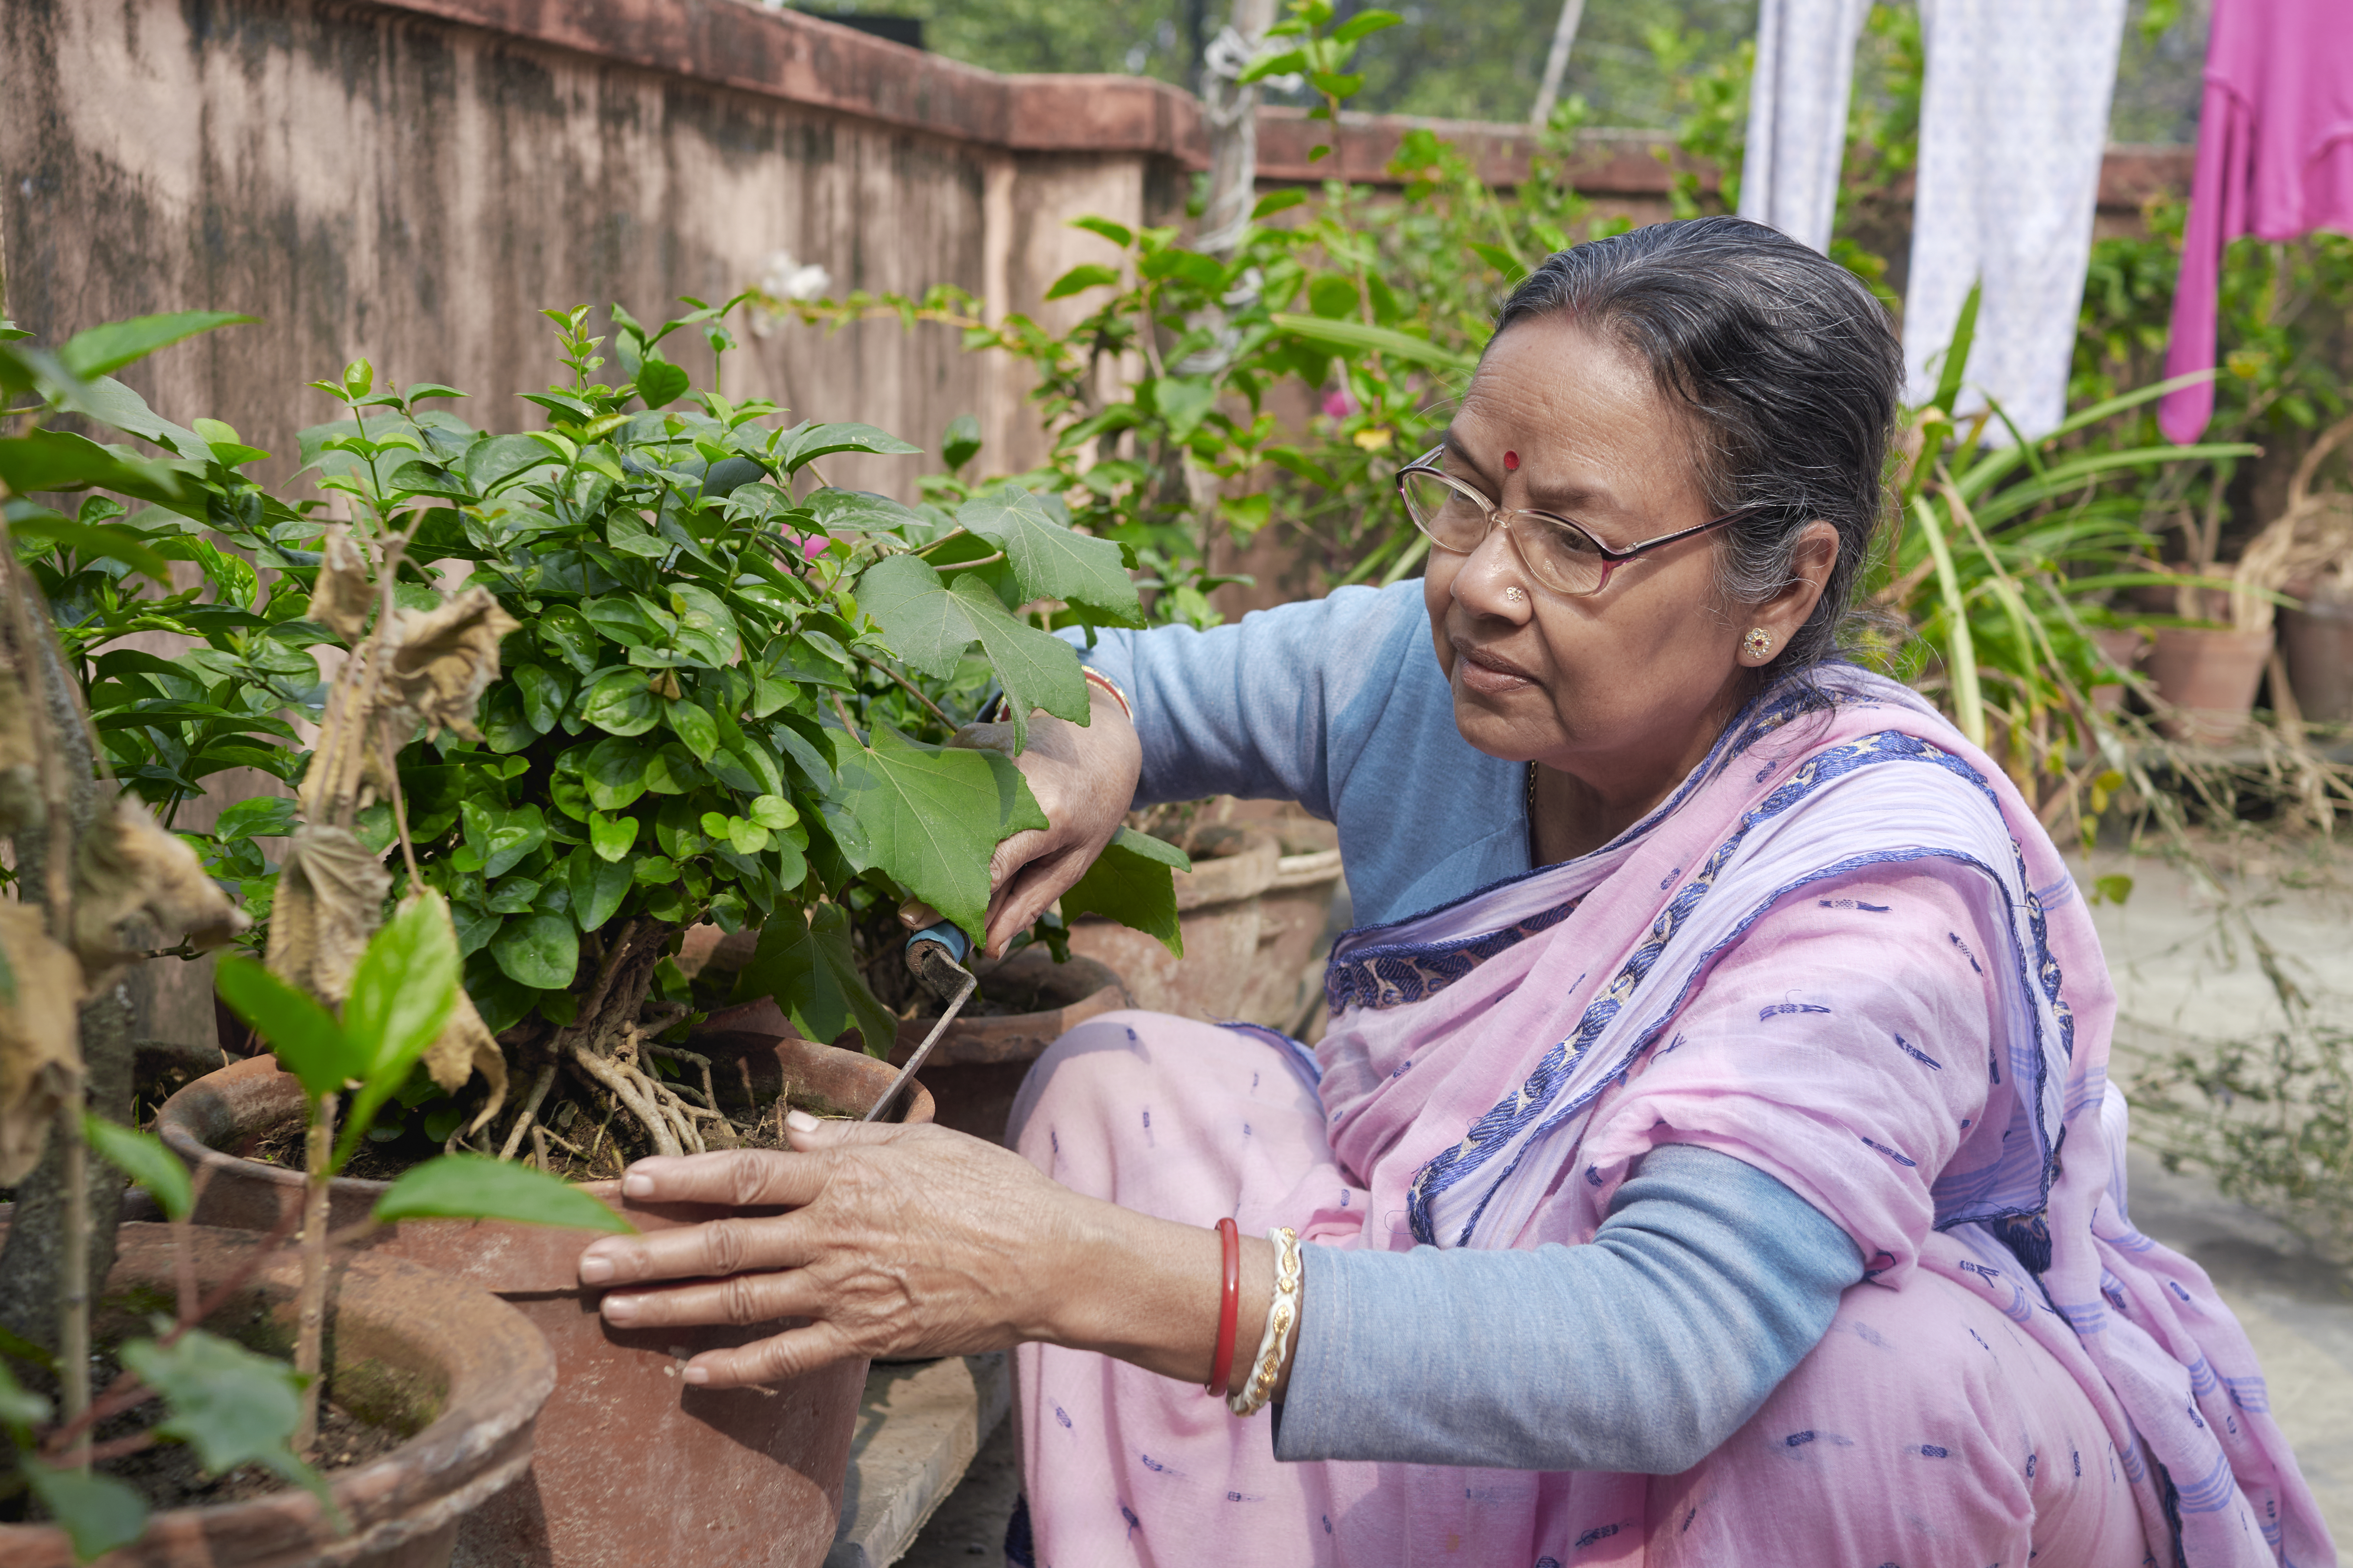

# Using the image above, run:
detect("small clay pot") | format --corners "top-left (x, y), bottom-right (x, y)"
top-left (0, 1221), bottom-right (552, 1568)
top-left (1066, 825), bottom-right (1281, 1019)
top-left (2146, 625), bottom-right (2275, 745)
top-left (888, 947), bottom-right (1129, 1144)
top-left (155, 1040), bottom-right (930, 1568)
top-left (2280, 580), bottom-right (2353, 723)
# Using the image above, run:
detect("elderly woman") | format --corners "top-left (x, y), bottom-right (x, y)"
top-left (577, 219), bottom-right (2329, 1567)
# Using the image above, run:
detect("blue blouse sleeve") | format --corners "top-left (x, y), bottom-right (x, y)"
top-left (1271, 1144), bottom-right (1864, 1473)
top-left (1065, 583), bottom-right (1431, 818)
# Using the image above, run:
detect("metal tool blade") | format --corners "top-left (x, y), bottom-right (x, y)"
top-left (863, 966), bottom-right (976, 1123)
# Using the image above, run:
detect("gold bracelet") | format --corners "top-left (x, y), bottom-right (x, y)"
top-left (1226, 1227), bottom-right (1302, 1418)
top-left (1080, 666), bottom-right (1134, 722)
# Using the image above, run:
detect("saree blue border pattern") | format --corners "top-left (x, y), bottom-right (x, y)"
top-left (1400, 727), bottom-right (2074, 1258)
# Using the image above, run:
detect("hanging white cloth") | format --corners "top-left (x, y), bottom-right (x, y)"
top-left (1735, 0), bottom-right (1870, 254)
top-left (1901, 0), bottom-right (2129, 438)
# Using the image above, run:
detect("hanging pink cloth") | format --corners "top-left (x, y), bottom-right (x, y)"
top-left (2159, 0), bottom-right (2353, 444)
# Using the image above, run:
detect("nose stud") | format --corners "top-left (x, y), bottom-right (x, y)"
top-left (1504, 586), bottom-right (1527, 604)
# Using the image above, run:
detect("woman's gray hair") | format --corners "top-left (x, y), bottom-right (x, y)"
top-left (1490, 216), bottom-right (1904, 672)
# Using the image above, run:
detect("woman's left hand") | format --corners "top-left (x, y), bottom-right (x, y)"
top-left (575, 1112), bottom-right (1095, 1389)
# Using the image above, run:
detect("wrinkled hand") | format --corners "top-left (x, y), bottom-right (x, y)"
top-left (575, 1113), bottom-right (1099, 1389)
top-left (926, 682), bottom-right (1140, 956)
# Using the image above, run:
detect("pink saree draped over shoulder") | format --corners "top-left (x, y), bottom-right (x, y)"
top-left (1009, 668), bottom-right (2332, 1568)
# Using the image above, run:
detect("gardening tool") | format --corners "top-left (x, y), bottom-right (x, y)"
top-left (864, 923), bottom-right (976, 1122)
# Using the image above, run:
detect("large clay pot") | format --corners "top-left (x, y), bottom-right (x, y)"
top-left (156, 1040), bottom-right (931, 1568)
top-left (2145, 625), bottom-right (2275, 745)
top-left (2280, 581), bottom-right (2353, 723)
top-left (1066, 825), bottom-right (1280, 1020)
top-left (0, 1221), bottom-right (552, 1568)
top-left (1232, 821), bottom-right (1344, 1034)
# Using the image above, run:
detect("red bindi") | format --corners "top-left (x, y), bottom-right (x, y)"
top-left (1504, 450), bottom-right (1520, 471)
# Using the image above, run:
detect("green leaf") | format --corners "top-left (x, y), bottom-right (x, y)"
top-left (634, 359), bottom-right (690, 409)
top-left (1468, 242), bottom-right (1529, 285)
top-left (0, 1357), bottom-right (53, 1431)
top-left (473, 802), bottom-right (549, 878)
top-left (667, 699), bottom-right (720, 762)
top-left (580, 670), bottom-right (662, 736)
top-left (489, 911), bottom-right (579, 990)
top-left (1059, 827), bottom-right (1190, 955)
top-left (215, 956), bottom-right (359, 1100)
top-left (737, 902), bottom-right (902, 1058)
top-left (1044, 263), bottom-right (1122, 301)
top-left (1932, 281), bottom-right (1981, 418)
top-left (954, 487), bottom-right (1143, 625)
top-left (803, 487), bottom-right (927, 535)
top-left (589, 811), bottom-right (639, 862)
top-left (536, 604), bottom-right (602, 675)
top-left (121, 1328), bottom-right (314, 1484)
top-left (1069, 216), bottom-right (1134, 248)
top-left (466, 432), bottom-right (554, 491)
top-left (666, 583), bottom-right (742, 666)
top-left (513, 664), bottom-right (571, 734)
top-left (213, 795), bottom-right (298, 842)
top-left (940, 413), bottom-right (983, 470)
top-left (84, 1116), bottom-right (194, 1221)
top-left (8, 515), bottom-right (173, 583)
top-left (1331, 8), bottom-right (1401, 43)
top-left (1267, 312), bottom-right (1476, 373)
top-left (830, 724), bottom-right (1048, 938)
top-left (1251, 189), bottom-right (1309, 220)
top-left (372, 1153), bottom-right (634, 1231)
top-left (1152, 375), bottom-right (1218, 442)
top-left (0, 429), bottom-right (186, 508)
top-left (567, 846), bottom-right (633, 931)
top-left (747, 794), bottom-right (799, 831)
top-left (583, 736), bottom-right (655, 810)
top-left (23, 1459), bottom-right (149, 1562)
top-left (776, 421), bottom-right (922, 474)
top-left (343, 893), bottom-right (460, 1086)
top-left (59, 310), bottom-right (256, 379)
top-left (856, 554), bottom-right (1088, 749)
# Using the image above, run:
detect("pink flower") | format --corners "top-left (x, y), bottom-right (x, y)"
top-left (1322, 389), bottom-right (1352, 419)
top-left (798, 533), bottom-right (830, 561)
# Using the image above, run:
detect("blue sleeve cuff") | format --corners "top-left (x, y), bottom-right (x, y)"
top-left (1272, 1144), bottom-right (1863, 1472)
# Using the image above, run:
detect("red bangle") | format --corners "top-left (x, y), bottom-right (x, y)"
top-left (1206, 1217), bottom-right (1241, 1398)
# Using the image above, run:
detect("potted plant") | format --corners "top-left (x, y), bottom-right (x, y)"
top-left (2238, 415), bottom-right (2353, 727)
top-left (59, 298), bottom-right (1177, 1564)
top-left (0, 312), bottom-right (619, 1564)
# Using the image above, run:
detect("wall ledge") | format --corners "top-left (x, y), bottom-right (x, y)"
top-left (361, 0), bottom-right (2192, 203)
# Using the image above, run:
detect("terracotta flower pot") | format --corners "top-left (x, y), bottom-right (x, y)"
top-left (155, 1040), bottom-right (931, 1568)
top-left (2145, 625), bottom-right (2275, 746)
top-left (2280, 581), bottom-right (2353, 723)
top-left (0, 1221), bottom-right (552, 1568)
top-left (1232, 820), bottom-right (1345, 1034)
top-left (1066, 826), bottom-right (1281, 1020)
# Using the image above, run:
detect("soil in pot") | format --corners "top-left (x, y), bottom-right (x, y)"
top-left (156, 1042), bottom-right (930, 1568)
top-left (0, 1221), bottom-right (551, 1568)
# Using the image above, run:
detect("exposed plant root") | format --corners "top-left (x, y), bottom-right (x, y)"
top-left (497, 1062), bottom-right (558, 1162)
top-left (642, 1040), bottom-right (718, 1121)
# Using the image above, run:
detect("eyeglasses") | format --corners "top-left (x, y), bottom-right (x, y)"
top-left (1393, 447), bottom-right (1752, 598)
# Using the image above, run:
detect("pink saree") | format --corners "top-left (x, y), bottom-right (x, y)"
top-left (1010, 669), bottom-right (2333, 1568)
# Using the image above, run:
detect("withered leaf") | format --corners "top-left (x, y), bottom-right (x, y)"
top-left (0, 904), bottom-right (84, 1183)
top-left (309, 526), bottom-right (375, 645)
top-left (425, 985), bottom-right (510, 1135)
top-left (73, 796), bottom-right (250, 984)
top-left (383, 588), bottom-right (519, 742)
top-left (265, 823), bottom-right (389, 1005)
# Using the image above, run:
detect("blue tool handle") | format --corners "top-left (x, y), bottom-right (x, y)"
top-left (906, 923), bottom-right (972, 965)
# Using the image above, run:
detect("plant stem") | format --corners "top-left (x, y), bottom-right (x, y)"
top-left (855, 654), bottom-right (957, 729)
top-left (55, 1099), bottom-right (89, 1467)
top-left (294, 1091), bottom-right (337, 1455)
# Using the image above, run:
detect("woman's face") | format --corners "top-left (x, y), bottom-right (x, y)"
top-left (1423, 315), bottom-right (1828, 806)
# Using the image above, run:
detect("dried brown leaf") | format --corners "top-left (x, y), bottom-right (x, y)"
top-left (383, 588), bottom-right (519, 742)
top-left (0, 904), bottom-right (84, 1183)
top-left (265, 823), bottom-right (389, 1004)
top-left (309, 527), bottom-right (375, 645)
top-left (424, 986), bottom-right (511, 1134)
top-left (72, 796), bottom-right (250, 983)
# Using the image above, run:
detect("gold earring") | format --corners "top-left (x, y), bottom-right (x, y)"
top-left (1742, 628), bottom-right (1773, 661)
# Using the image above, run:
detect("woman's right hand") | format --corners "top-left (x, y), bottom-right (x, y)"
top-left (916, 681), bottom-right (1141, 957)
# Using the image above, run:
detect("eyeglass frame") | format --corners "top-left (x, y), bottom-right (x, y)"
top-left (1393, 446), bottom-right (1757, 598)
